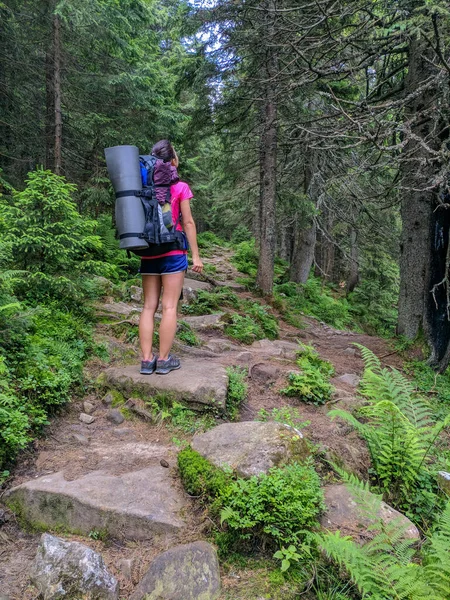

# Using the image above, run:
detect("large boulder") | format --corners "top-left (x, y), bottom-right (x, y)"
top-left (6, 467), bottom-right (186, 540)
top-left (30, 534), bottom-right (119, 599)
top-left (102, 359), bottom-right (228, 411)
top-left (321, 484), bottom-right (420, 543)
top-left (130, 542), bottom-right (220, 600)
top-left (191, 421), bottom-right (309, 478)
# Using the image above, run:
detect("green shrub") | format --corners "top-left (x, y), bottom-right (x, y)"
top-left (245, 302), bottom-right (279, 339)
top-left (224, 314), bottom-right (265, 344)
top-left (281, 345), bottom-right (334, 405)
top-left (231, 240), bottom-right (258, 277)
top-left (226, 367), bottom-right (248, 419)
top-left (220, 461), bottom-right (324, 550)
top-left (275, 278), bottom-right (354, 330)
top-left (177, 447), bottom-right (233, 501)
top-left (197, 231), bottom-right (228, 249)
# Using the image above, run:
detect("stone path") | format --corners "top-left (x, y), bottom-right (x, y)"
top-left (102, 358), bottom-right (228, 410)
top-left (0, 247), bottom-right (405, 599)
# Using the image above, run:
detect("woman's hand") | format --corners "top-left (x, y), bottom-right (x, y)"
top-left (192, 256), bottom-right (204, 273)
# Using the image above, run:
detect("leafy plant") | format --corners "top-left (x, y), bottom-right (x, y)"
top-left (329, 345), bottom-right (450, 520)
top-left (226, 366), bottom-right (248, 419)
top-left (224, 314), bottom-right (265, 343)
top-left (281, 344), bottom-right (334, 405)
top-left (181, 287), bottom-right (241, 316)
top-left (257, 406), bottom-right (310, 430)
top-left (177, 320), bottom-right (201, 346)
top-left (316, 498), bottom-right (450, 600)
top-left (273, 545), bottom-right (302, 572)
top-left (220, 460), bottom-right (324, 550)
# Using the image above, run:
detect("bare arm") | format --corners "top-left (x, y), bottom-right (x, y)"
top-left (180, 199), bottom-right (203, 273)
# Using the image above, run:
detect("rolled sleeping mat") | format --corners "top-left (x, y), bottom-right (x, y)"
top-left (104, 144), bottom-right (149, 250)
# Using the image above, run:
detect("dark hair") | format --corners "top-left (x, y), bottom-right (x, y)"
top-left (151, 139), bottom-right (175, 163)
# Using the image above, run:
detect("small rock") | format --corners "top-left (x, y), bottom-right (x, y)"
top-left (160, 459), bottom-right (169, 468)
top-left (83, 401), bottom-right (95, 414)
top-left (235, 351), bottom-right (253, 364)
top-left (321, 484), bottom-right (420, 544)
top-left (130, 285), bottom-right (143, 302)
top-left (204, 338), bottom-right (239, 353)
top-left (79, 413), bottom-right (95, 424)
top-left (0, 508), bottom-right (10, 525)
top-left (343, 347), bottom-right (357, 356)
top-left (336, 373), bottom-right (360, 388)
top-left (112, 428), bottom-right (134, 438)
top-left (107, 409), bottom-right (125, 425)
top-left (250, 363), bottom-right (280, 384)
top-left (130, 542), bottom-right (220, 600)
top-left (30, 533), bottom-right (119, 599)
top-left (102, 393), bottom-right (114, 406)
top-left (118, 558), bottom-right (136, 582)
top-left (438, 471), bottom-right (450, 495)
top-left (70, 433), bottom-right (90, 445)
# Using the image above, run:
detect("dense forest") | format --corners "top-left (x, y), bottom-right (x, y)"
top-left (2, 1), bottom-right (450, 599)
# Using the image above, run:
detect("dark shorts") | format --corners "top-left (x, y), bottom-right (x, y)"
top-left (140, 253), bottom-right (188, 276)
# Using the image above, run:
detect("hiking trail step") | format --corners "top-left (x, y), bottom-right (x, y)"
top-left (5, 466), bottom-right (187, 540)
top-left (101, 358), bottom-right (228, 410)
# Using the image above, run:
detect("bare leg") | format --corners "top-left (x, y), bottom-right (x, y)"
top-left (139, 275), bottom-right (162, 360)
top-left (159, 271), bottom-right (185, 360)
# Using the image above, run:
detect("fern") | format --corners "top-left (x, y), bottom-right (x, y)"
top-left (330, 345), bottom-right (450, 516)
top-left (317, 500), bottom-right (450, 599)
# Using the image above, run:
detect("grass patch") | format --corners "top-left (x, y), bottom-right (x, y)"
top-left (176, 320), bottom-right (201, 346)
top-left (144, 393), bottom-right (215, 434)
top-left (224, 302), bottom-right (279, 344)
top-left (281, 344), bottom-right (334, 405)
top-left (181, 287), bottom-right (241, 316)
top-left (226, 367), bottom-right (248, 420)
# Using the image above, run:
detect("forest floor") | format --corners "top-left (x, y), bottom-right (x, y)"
top-left (0, 246), bottom-right (405, 600)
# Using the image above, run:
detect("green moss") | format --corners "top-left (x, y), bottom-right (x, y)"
top-left (109, 389), bottom-right (126, 407)
top-left (177, 447), bottom-right (233, 501)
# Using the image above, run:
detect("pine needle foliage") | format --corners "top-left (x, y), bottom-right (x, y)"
top-left (316, 500), bottom-right (450, 600)
top-left (328, 345), bottom-right (450, 517)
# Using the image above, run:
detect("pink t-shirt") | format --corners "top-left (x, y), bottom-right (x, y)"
top-left (141, 181), bottom-right (193, 260)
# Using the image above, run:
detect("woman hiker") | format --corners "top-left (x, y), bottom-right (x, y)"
top-left (138, 139), bottom-right (203, 375)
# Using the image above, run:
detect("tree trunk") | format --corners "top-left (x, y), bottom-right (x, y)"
top-left (53, 13), bottom-right (62, 175)
top-left (290, 149), bottom-right (319, 283)
top-left (346, 225), bottom-right (359, 293)
top-left (290, 220), bottom-right (316, 283)
top-left (397, 34), bottom-right (435, 340)
top-left (256, 7), bottom-right (278, 295)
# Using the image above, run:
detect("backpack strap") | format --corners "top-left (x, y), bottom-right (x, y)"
top-left (115, 189), bottom-right (153, 199)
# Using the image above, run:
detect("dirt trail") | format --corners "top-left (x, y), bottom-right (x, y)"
top-left (0, 248), bottom-right (396, 599)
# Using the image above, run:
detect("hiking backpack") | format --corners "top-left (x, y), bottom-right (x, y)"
top-left (130, 155), bottom-right (185, 257)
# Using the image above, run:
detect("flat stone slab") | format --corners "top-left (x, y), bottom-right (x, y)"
top-left (103, 359), bottom-right (228, 410)
top-left (191, 421), bottom-right (309, 478)
top-left (180, 313), bottom-right (225, 331)
top-left (5, 467), bottom-right (186, 540)
top-left (250, 339), bottom-right (299, 360)
top-left (96, 301), bottom-right (141, 317)
top-left (321, 484), bottom-right (420, 543)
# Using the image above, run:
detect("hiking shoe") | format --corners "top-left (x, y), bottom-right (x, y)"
top-left (155, 355), bottom-right (181, 375)
top-left (140, 355), bottom-right (157, 375)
